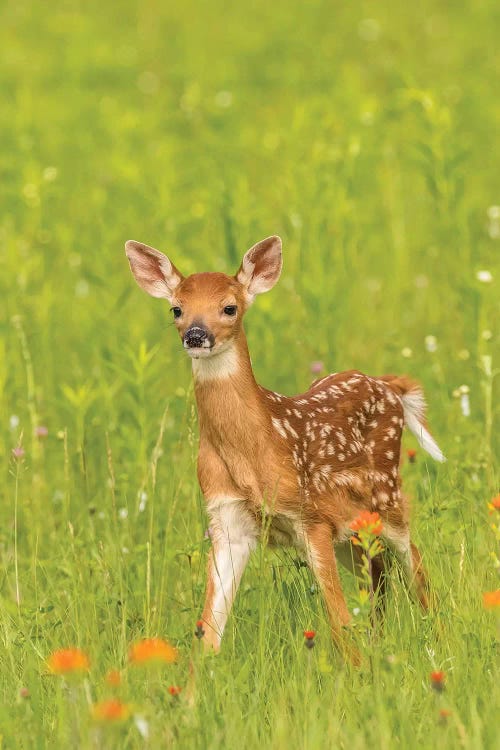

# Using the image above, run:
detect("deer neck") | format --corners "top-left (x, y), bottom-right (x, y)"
top-left (191, 328), bottom-right (266, 446)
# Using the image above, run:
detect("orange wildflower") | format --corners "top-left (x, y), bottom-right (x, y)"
top-left (128, 637), bottom-right (177, 665)
top-left (482, 590), bottom-right (500, 609)
top-left (487, 494), bottom-right (500, 514)
top-left (438, 709), bottom-right (452, 723)
top-left (92, 699), bottom-right (131, 722)
top-left (47, 648), bottom-right (90, 675)
top-left (430, 671), bottom-right (446, 691)
top-left (407, 448), bottom-right (417, 463)
top-left (105, 669), bottom-right (122, 687)
top-left (350, 511), bottom-right (383, 539)
top-left (168, 685), bottom-right (182, 696)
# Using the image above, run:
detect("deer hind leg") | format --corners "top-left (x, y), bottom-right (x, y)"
top-left (383, 525), bottom-right (430, 610)
top-left (201, 497), bottom-right (258, 652)
top-left (304, 523), bottom-right (361, 664)
top-left (408, 540), bottom-right (430, 610)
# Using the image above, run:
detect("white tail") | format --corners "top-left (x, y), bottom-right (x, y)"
top-left (402, 390), bottom-right (446, 463)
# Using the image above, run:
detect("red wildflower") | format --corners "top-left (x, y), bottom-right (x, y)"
top-left (47, 648), bottom-right (90, 675)
top-left (128, 638), bottom-right (177, 665)
top-left (168, 685), bottom-right (182, 696)
top-left (407, 448), bottom-right (417, 463)
top-left (430, 671), bottom-right (446, 691)
top-left (303, 630), bottom-right (316, 649)
top-left (482, 590), bottom-right (500, 609)
top-left (350, 511), bottom-right (383, 539)
top-left (195, 620), bottom-right (205, 639)
top-left (438, 709), bottom-right (452, 723)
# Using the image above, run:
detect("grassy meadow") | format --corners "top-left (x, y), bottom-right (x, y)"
top-left (1, 0), bottom-right (499, 746)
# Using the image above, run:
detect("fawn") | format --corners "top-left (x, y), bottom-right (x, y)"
top-left (126, 235), bottom-right (445, 659)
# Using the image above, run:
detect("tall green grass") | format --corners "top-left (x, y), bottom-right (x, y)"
top-left (0, 0), bottom-right (498, 747)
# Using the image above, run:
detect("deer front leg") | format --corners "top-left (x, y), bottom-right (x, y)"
top-left (200, 497), bottom-right (258, 652)
top-left (304, 523), bottom-right (361, 665)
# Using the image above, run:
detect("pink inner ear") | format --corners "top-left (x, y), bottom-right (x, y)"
top-left (126, 241), bottom-right (182, 299)
top-left (245, 237), bottom-right (282, 295)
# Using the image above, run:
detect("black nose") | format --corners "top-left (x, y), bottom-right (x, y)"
top-left (184, 326), bottom-right (210, 349)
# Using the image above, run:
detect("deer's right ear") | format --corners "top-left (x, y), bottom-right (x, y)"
top-left (125, 240), bottom-right (184, 301)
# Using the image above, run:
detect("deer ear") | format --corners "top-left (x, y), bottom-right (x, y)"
top-left (125, 240), bottom-right (184, 301)
top-left (236, 235), bottom-right (282, 301)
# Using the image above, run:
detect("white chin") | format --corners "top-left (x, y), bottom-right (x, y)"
top-left (185, 347), bottom-right (214, 359)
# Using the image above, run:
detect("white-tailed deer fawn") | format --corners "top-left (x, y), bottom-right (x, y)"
top-left (126, 235), bottom-right (445, 660)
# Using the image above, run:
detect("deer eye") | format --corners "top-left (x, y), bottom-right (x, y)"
top-left (171, 307), bottom-right (182, 319)
top-left (223, 305), bottom-right (237, 316)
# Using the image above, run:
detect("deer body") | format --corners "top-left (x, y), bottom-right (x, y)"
top-left (126, 236), bottom-right (445, 657)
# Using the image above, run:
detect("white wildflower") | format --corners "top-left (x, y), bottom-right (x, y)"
top-left (476, 270), bottom-right (493, 283)
top-left (460, 393), bottom-right (470, 417)
top-left (134, 715), bottom-right (150, 739)
top-left (138, 491), bottom-right (148, 513)
top-left (401, 347), bottom-right (413, 358)
top-left (453, 384), bottom-right (470, 417)
top-left (118, 507), bottom-right (128, 520)
top-left (9, 415), bottom-right (20, 429)
top-left (425, 335), bottom-right (438, 353)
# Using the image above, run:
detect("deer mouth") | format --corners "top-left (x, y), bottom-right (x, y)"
top-left (184, 345), bottom-right (214, 359)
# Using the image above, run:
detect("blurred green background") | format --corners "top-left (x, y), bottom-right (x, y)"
top-left (0, 1), bottom-right (498, 747)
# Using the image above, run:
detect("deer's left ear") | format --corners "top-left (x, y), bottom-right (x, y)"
top-left (236, 236), bottom-right (282, 301)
